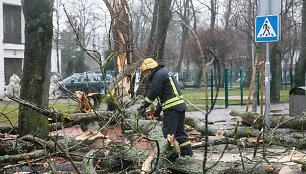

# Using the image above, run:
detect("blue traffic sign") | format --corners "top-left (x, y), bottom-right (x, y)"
top-left (255, 15), bottom-right (280, 42)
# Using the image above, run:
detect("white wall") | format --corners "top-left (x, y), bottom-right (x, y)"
top-left (51, 47), bottom-right (62, 73)
top-left (0, 0), bottom-right (62, 99)
top-left (0, 0), bottom-right (24, 99)
top-left (0, 0), bottom-right (4, 98)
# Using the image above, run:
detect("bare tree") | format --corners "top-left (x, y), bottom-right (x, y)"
top-left (146, 0), bottom-right (172, 62)
top-left (293, 0), bottom-right (306, 91)
top-left (18, 0), bottom-right (53, 138)
top-left (64, 0), bottom-right (102, 73)
top-left (173, 0), bottom-right (192, 73)
top-left (54, 0), bottom-right (62, 73)
top-left (282, 1), bottom-right (302, 89)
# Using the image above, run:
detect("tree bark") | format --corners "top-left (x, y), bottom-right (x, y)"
top-left (293, 0), bottom-right (306, 91)
top-left (270, 43), bottom-right (282, 102)
top-left (103, 0), bottom-right (135, 94)
top-left (152, 0), bottom-right (172, 62)
top-left (175, 0), bottom-right (190, 72)
top-left (137, 0), bottom-right (173, 96)
top-left (18, 0), bottom-right (53, 139)
top-left (229, 110), bottom-right (306, 130)
top-left (125, 119), bottom-right (179, 161)
top-left (186, 116), bottom-right (306, 149)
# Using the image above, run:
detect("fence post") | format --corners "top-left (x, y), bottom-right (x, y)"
top-left (257, 72), bottom-right (260, 105)
top-left (104, 69), bottom-right (107, 94)
top-left (225, 69), bottom-right (229, 108)
top-left (230, 70), bottom-right (232, 88)
top-left (284, 69), bottom-right (287, 90)
top-left (211, 70), bottom-right (213, 105)
top-left (290, 68), bottom-right (293, 89)
top-left (240, 67), bottom-right (243, 106)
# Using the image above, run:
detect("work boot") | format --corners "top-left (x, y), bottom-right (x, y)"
top-left (180, 145), bottom-right (193, 157)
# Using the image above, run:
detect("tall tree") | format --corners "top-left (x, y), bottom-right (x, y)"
top-left (60, 27), bottom-right (78, 76)
top-left (210, 0), bottom-right (217, 29)
top-left (270, 43), bottom-right (282, 102)
top-left (137, 0), bottom-right (172, 96)
top-left (18, 0), bottom-right (53, 138)
top-left (174, 0), bottom-right (192, 73)
top-left (146, 0), bottom-right (172, 62)
top-left (293, 0), bottom-right (306, 91)
top-left (54, 0), bottom-right (62, 73)
top-left (65, 0), bottom-right (101, 73)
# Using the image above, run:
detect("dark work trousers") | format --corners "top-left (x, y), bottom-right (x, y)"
top-left (162, 109), bottom-right (193, 156)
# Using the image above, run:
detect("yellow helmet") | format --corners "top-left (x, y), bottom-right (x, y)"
top-left (142, 58), bottom-right (158, 71)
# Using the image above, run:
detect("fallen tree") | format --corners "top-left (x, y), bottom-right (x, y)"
top-left (1, 96), bottom-right (305, 173)
top-left (185, 117), bottom-right (306, 149)
top-left (229, 110), bottom-right (306, 130)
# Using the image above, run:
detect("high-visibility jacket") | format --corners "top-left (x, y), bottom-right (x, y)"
top-left (143, 67), bottom-right (186, 112)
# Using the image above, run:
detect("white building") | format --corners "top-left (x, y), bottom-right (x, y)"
top-left (0, 0), bottom-right (62, 99)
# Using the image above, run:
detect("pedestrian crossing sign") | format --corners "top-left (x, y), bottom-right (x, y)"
top-left (255, 15), bottom-right (280, 42)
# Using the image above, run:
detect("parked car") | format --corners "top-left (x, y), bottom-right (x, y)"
top-left (58, 72), bottom-right (113, 96)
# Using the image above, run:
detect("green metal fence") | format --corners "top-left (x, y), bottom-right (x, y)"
top-left (176, 67), bottom-right (305, 108)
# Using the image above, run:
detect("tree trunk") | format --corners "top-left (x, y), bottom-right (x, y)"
top-left (186, 116), bottom-right (306, 149)
top-left (146, 0), bottom-right (159, 57)
top-left (103, 0), bottom-right (134, 94)
top-left (210, 0), bottom-right (216, 29)
top-left (229, 110), bottom-right (306, 130)
top-left (153, 0), bottom-right (172, 62)
top-left (146, 0), bottom-right (172, 62)
top-left (137, 0), bottom-right (172, 96)
top-left (293, 0), bottom-right (306, 91)
top-left (252, 53), bottom-right (259, 112)
top-left (175, 0), bottom-right (190, 72)
top-left (18, 0), bottom-right (53, 139)
top-left (270, 43), bottom-right (282, 102)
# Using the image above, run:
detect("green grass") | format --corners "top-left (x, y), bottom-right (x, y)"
top-left (0, 88), bottom-right (290, 126)
top-left (0, 105), bottom-right (19, 126)
top-left (0, 103), bottom-right (79, 126)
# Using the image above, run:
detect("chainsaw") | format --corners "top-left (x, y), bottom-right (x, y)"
top-left (143, 109), bottom-right (158, 120)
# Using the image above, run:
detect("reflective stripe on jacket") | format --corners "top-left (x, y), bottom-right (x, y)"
top-left (143, 68), bottom-right (187, 112)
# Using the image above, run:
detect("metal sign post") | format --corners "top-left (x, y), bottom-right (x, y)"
top-left (256, 0), bottom-right (281, 131)
top-left (265, 43), bottom-right (271, 130)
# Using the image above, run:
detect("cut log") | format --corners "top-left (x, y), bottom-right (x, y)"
top-left (229, 110), bottom-right (306, 130)
top-left (185, 117), bottom-right (306, 149)
top-left (185, 117), bottom-right (219, 136)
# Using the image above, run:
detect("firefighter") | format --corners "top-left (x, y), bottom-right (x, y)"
top-left (138, 58), bottom-right (193, 157)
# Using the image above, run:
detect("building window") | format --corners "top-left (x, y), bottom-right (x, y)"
top-left (3, 4), bottom-right (21, 44)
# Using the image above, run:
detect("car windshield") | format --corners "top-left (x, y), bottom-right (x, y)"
top-left (61, 74), bottom-right (80, 84)
top-left (61, 73), bottom-right (105, 84)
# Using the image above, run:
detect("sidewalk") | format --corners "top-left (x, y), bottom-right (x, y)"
top-left (185, 103), bottom-right (289, 129)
